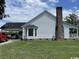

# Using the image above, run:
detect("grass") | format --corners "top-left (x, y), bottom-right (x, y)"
top-left (0, 40), bottom-right (79, 59)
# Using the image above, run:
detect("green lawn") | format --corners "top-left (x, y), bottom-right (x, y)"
top-left (0, 40), bottom-right (79, 59)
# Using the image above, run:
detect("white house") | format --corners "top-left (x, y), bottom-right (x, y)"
top-left (22, 8), bottom-right (78, 40)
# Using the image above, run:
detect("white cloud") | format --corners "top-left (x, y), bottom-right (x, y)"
top-left (5, 0), bottom-right (79, 22)
top-left (47, 8), bottom-right (78, 20)
top-left (70, 0), bottom-right (77, 3)
top-left (63, 9), bottom-right (72, 18)
top-left (49, 0), bottom-right (59, 3)
top-left (5, 0), bottom-right (56, 22)
top-left (74, 10), bottom-right (79, 16)
top-left (62, 8), bottom-right (79, 20)
top-left (48, 8), bottom-right (74, 18)
top-left (73, 6), bottom-right (78, 10)
top-left (24, 0), bottom-right (49, 8)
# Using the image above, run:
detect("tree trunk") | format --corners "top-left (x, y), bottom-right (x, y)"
top-left (0, 0), bottom-right (5, 19)
top-left (55, 7), bottom-right (64, 40)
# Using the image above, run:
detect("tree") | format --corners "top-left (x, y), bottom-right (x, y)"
top-left (0, 0), bottom-right (5, 19)
top-left (55, 7), bottom-right (64, 40)
top-left (64, 13), bottom-right (78, 25)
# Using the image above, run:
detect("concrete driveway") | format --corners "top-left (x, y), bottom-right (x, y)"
top-left (0, 40), bottom-right (17, 45)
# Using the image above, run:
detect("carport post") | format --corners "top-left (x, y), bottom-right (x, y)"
top-left (77, 28), bottom-right (78, 38)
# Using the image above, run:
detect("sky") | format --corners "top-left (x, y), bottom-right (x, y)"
top-left (1, 0), bottom-right (79, 25)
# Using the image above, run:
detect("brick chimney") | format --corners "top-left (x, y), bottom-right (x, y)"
top-left (55, 7), bottom-right (64, 40)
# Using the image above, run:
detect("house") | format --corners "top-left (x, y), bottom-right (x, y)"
top-left (22, 7), bottom-right (78, 40)
top-left (1, 22), bottom-right (26, 39)
top-left (1, 7), bottom-right (78, 40)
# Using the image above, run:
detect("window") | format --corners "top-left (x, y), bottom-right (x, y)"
top-left (69, 28), bottom-right (77, 37)
top-left (28, 28), bottom-right (37, 36)
top-left (28, 28), bottom-right (33, 36)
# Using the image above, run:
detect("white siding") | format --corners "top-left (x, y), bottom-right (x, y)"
top-left (64, 24), bottom-right (70, 38)
top-left (26, 12), bottom-right (56, 39)
top-left (23, 12), bottom-right (70, 39)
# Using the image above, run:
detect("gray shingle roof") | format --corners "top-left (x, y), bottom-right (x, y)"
top-left (25, 25), bottom-right (38, 28)
top-left (1, 22), bottom-right (26, 29)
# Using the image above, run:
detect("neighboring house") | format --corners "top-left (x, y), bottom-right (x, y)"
top-left (22, 10), bottom-right (78, 39)
top-left (1, 22), bottom-right (26, 39)
top-left (0, 20), bottom-right (10, 31)
top-left (1, 22), bottom-right (26, 32)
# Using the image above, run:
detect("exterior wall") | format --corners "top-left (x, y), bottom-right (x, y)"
top-left (22, 28), bottom-right (26, 39)
top-left (64, 24), bottom-right (70, 39)
top-left (22, 12), bottom-right (70, 39)
top-left (24, 12), bottom-right (56, 39)
top-left (64, 24), bottom-right (78, 39)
